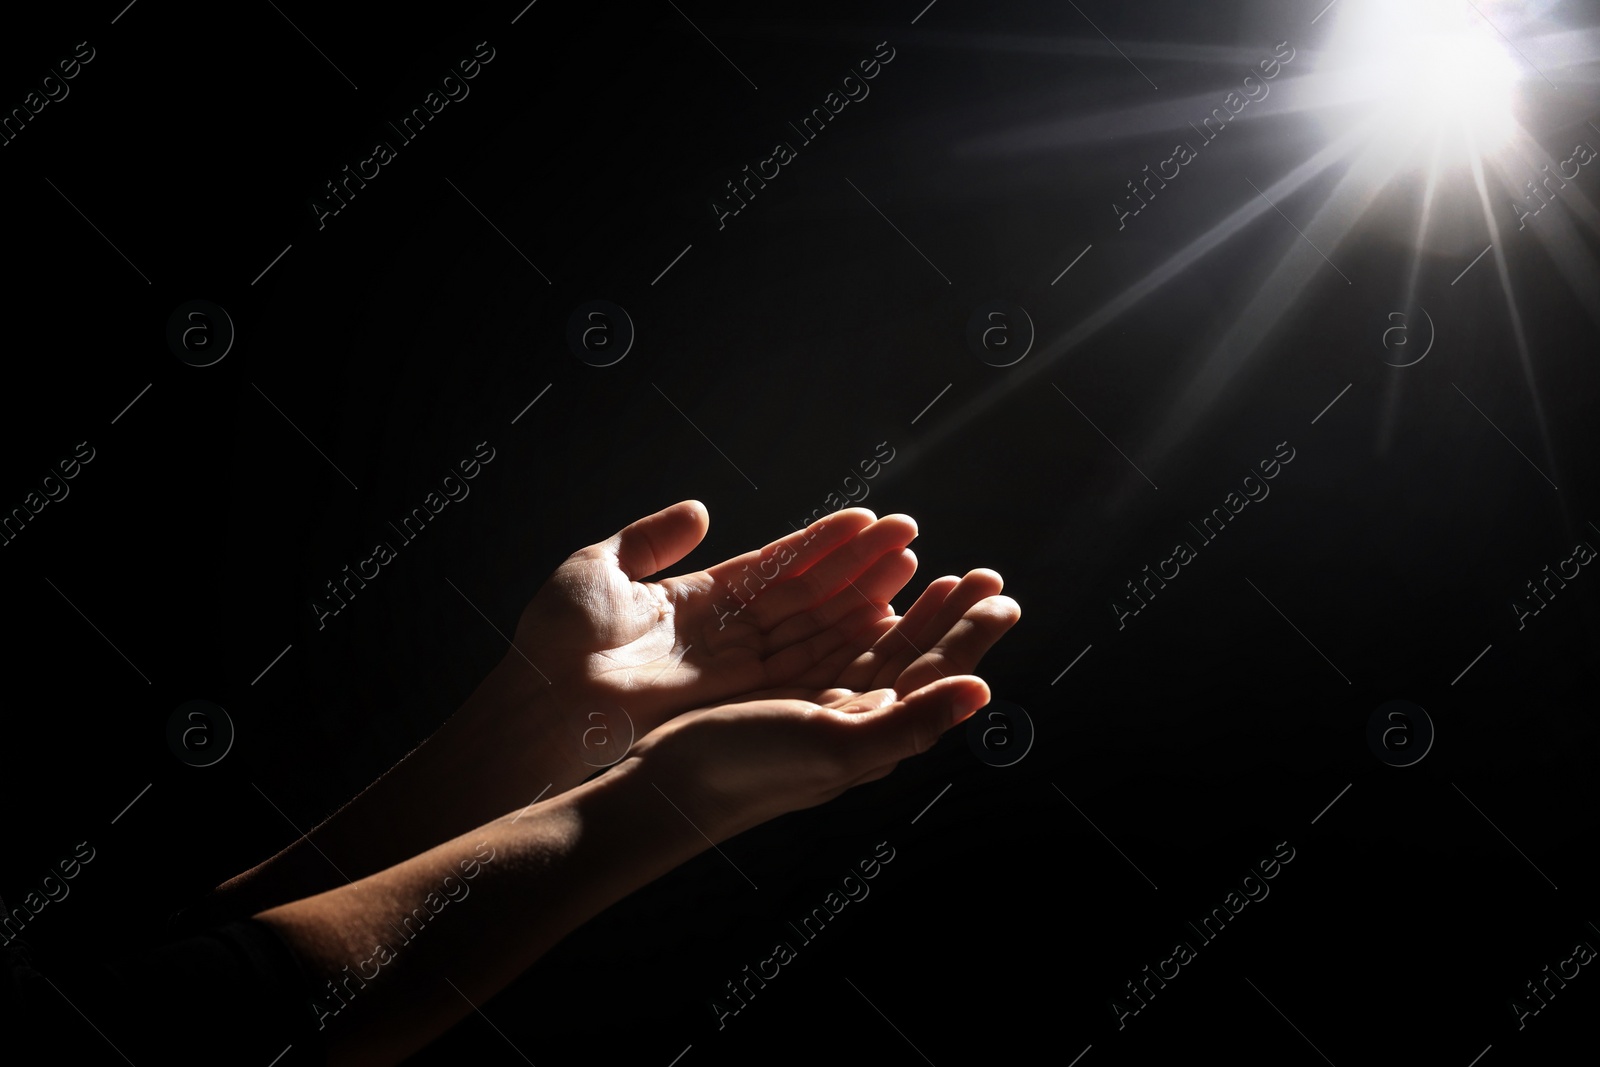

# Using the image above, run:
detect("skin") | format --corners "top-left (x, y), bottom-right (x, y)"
top-left (258, 678), bottom-right (997, 1067)
top-left (216, 503), bottom-right (1017, 918)
top-left (216, 502), bottom-right (1018, 1066)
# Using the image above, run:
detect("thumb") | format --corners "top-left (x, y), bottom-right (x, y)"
top-left (854, 675), bottom-right (991, 765)
top-left (604, 500), bottom-right (710, 580)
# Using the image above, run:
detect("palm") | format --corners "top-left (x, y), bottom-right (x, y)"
top-left (631, 677), bottom-right (995, 836)
top-left (512, 502), bottom-right (935, 735)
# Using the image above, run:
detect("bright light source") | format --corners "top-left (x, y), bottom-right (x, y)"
top-left (1318, 0), bottom-right (1522, 164)
top-left (1403, 32), bottom-right (1519, 143)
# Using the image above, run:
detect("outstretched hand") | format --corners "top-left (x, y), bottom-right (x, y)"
top-left (627, 568), bottom-right (1021, 831)
top-left (629, 675), bottom-right (996, 839)
top-left (214, 501), bottom-right (1017, 934)
top-left (510, 501), bottom-right (920, 735)
top-left (747, 566), bottom-right (1019, 697)
top-left (505, 499), bottom-right (1018, 782)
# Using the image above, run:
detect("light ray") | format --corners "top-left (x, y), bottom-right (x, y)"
top-left (1464, 130), bottom-right (1563, 491)
top-left (914, 125), bottom-right (1370, 464)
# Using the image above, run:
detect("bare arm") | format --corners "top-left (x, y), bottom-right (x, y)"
top-left (255, 676), bottom-right (998, 1067)
top-left (212, 504), bottom-right (909, 918)
top-left (253, 751), bottom-right (705, 1067)
top-left (215, 504), bottom-right (1011, 922)
top-left (212, 659), bottom-right (568, 922)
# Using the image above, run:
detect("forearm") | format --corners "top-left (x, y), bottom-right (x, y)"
top-left (214, 656), bottom-right (597, 919)
top-left (255, 752), bottom-right (712, 1067)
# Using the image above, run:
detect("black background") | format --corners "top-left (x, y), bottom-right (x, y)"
top-left (2, 0), bottom-right (1597, 1063)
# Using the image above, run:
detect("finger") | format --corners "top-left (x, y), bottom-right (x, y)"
top-left (902, 569), bottom-right (1003, 651)
top-left (764, 600), bottom-right (890, 685)
top-left (883, 575), bottom-right (960, 646)
top-left (871, 569), bottom-right (1004, 688)
top-left (763, 548), bottom-right (915, 651)
top-left (704, 508), bottom-right (877, 594)
top-left (603, 500), bottom-right (710, 581)
top-left (744, 514), bottom-right (918, 630)
top-left (843, 675), bottom-right (991, 768)
top-left (894, 595), bottom-right (1021, 695)
top-left (836, 575), bottom-right (959, 691)
top-left (780, 614), bottom-right (900, 691)
top-left (830, 546), bottom-right (917, 618)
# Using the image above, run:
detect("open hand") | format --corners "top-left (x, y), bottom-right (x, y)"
top-left (630, 676), bottom-right (995, 839)
top-left (509, 501), bottom-right (924, 743)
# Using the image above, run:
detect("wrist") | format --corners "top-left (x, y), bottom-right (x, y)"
top-left (453, 655), bottom-right (592, 798)
top-left (620, 732), bottom-right (760, 845)
top-left (546, 753), bottom-right (723, 886)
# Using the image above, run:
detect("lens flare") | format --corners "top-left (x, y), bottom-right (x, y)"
top-left (1318, 0), bottom-right (1522, 166)
top-left (1404, 31), bottom-right (1519, 145)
